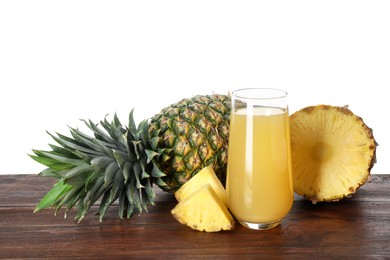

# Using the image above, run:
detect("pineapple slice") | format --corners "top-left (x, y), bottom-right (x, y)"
top-left (174, 165), bottom-right (227, 206)
top-left (171, 184), bottom-right (235, 232)
top-left (290, 105), bottom-right (377, 203)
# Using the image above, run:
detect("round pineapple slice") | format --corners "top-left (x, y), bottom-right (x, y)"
top-left (289, 105), bottom-right (377, 203)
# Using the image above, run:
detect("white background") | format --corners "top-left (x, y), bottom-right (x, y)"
top-left (0, 1), bottom-right (389, 175)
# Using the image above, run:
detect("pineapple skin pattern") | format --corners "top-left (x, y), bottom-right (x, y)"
top-left (148, 94), bottom-right (232, 192)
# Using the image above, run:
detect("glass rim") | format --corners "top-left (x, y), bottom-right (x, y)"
top-left (231, 88), bottom-right (288, 100)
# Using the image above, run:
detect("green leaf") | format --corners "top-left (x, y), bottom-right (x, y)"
top-left (104, 161), bottom-right (118, 187)
top-left (34, 180), bottom-right (71, 213)
top-left (141, 170), bottom-right (150, 179)
top-left (92, 139), bottom-right (115, 157)
top-left (118, 191), bottom-right (128, 219)
top-left (148, 136), bottom-right (160, 151)
top-left (38, 168), bottom-right (68, 178)
top-left (133, 161), bottom-right (144, 189)
top-left (127, 177), bottom-right (136, 204)
top-left (48, 144), bottom-right (78, 158)
top-left (145, 149), bottom-right (160, 164)
top-left (128, 109), bottom-right (137, 136)
top-left (37, 168), bottom-right (60, 178)
top-left (98, 190), bottom-right (112, 222)
top-left (113, 113), bottom-right (123, 128)
top-left (50, 131), bottom-right (102, 157)
top-left (151, 163), bottom-right (166, 178)
top-left (112, 150), bottom-right (127, 168)
top-left (83, 119), bottom-right (118, 145)
top-left (118, 133), bottom-right (129, 152)
top-left (63, 163), bottom-right (92, 183)
top-left (84, 176), bottom-right (104, 206)
top-left (75, 206), bottom-right (88, 223)
top-left (91, 156), bottom-right (113, 173)
top-left (35, 150), bottom-right (85, 166)
top-left (126, 201), bottom-right (135, 219)
top-left (69, 128), bottom-right (107, 154)
top-left (132, 188), bottom-right (143, 213)
top-left (137, 120), bottom-right (150, 144)
top-left (109, 169), bottom-right (124, 203)
top-left (131, 140), bottom-right (142, 160)
top-left (144, 180), bottom-right (155, 204)
top-left (65, 188), bottom-right (86, 217)
top-left (101, 116), bottom-right (126, 141)
top-left (122, 161), bottom-right (132, 183)
top-left (153, 177), bottom-right (168, 188)
top-left (70, 149), bottom-right (94, 162)
top-left (29, 154), bottom-right (70, 171)
top-left (54, 184), bottom-right (83, 214)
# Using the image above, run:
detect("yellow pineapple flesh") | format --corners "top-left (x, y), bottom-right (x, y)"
top-left (174, 165), bottom-right (227, 206)
top-left (289, 105), bottom-right (377, 203)
top-left (171, 184), bottom-right (235, 232)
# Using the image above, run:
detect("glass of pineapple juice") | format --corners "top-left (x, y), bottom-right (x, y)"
top-left (227, 88), bottom-right (293, 230)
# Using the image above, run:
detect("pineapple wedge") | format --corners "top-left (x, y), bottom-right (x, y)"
top-left (171, 184), bottom-right (235, 232)
top-left (174, 165), bottom-right (227, 206)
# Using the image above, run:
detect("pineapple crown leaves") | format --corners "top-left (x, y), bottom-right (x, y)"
top-left (30, 109), bottom-right (168, 222)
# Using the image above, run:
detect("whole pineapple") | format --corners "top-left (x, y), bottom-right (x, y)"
top-left (289, 105), bottom-right (377, 203)
top-left (31, 94), bottom-right (233, 222)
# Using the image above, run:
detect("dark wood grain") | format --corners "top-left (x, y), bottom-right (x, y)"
top-left (1, 174), bottom-right (389, 259)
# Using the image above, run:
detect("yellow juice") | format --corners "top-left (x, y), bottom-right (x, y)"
top-left (227, 107), bottom-right (293, 223)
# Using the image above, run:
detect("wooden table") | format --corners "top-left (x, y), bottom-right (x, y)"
top-left (0, 174), bottom-right (389, 259)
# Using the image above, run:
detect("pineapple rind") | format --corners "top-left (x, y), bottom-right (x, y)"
top-left (171, 184), bottom-right (234, 232)
top-left (174, 165), bottom-right (228, 206)
top-left (290, 105), bottom-right (377, 203)
top-left (149, 94), bottom-right (235, 192)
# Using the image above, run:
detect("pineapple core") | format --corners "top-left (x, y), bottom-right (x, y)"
top-left (312, 142), bottom-right (334, 162)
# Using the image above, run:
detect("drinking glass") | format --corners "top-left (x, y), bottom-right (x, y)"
top-left (227, 88), bottom-right (293, 230)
